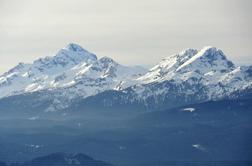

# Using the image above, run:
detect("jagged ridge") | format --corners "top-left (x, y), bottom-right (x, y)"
top-left (0, 44), bottom-right (251, 112)
top-left (0, 43), bottom-right (146, 102)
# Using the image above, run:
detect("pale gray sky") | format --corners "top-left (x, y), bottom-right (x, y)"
top-left (0, 0), bottom-right (251, 73)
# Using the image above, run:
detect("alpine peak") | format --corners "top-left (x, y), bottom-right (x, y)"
top-left (64, 43), bottom-right (88, 52)
top-left (176, 46), bottom-right (235, 72)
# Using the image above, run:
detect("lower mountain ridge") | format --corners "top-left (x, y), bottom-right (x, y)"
top-left (0, 80), bottom-right (251, 117)
top-left (1, 153), bottom-right (114, 166)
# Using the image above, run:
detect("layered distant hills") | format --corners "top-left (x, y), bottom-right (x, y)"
top-left (0, 98), bottom-right (251, 166)
top-left (0, 43), bottom-right (251, 113)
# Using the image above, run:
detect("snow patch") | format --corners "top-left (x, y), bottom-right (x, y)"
top-left (192, 144), bottom-right (206, 151)
top-left (182, 108), bottom-right (196, 112)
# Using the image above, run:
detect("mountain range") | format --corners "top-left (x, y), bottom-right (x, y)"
top-left (0, 43), bottom-right (251, 113)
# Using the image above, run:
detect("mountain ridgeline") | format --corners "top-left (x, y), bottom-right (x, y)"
top-left (0, 44), bottom-right (251, 113)
top-left (1, 153), bottom-right (114, 166)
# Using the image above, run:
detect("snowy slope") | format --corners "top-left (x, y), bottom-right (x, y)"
top-left (138, 47), bottom-right (236, 83)
top-left (137, 48), bottom-right (198, 83)
top-left (0, 43), bottom-right (146, 100)
top-left (135, 46), bottom-right (251, 99)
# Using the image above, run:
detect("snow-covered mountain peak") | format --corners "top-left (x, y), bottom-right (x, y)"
top-left (188, 46), bottom-right (228, 65)
top-left (29, 44), bottom-right (98, 74)
top-left (55, 43), bottom-right (97, 62)
top-left (0, 43), bottom-right (147, 101)
top-left (64, 43), bottom-right (87, 52)
top-left (137, 46), bottom-right (238, 84)
top-left (176, 46), bottom-right (235, 73)
top-left (125, 47), bottom-right (252, 110)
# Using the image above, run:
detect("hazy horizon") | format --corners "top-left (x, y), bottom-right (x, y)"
top-left (0, 0), bottom-right (251, 73)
